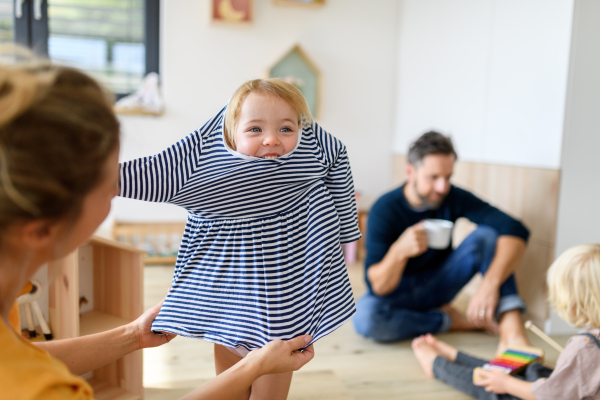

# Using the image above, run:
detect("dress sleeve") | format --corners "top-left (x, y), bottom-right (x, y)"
top-left (119, 131), bottom-right (203, 203)
top-left (325, 147), bottom-right (362, 243)
top-left (314, 123), bottom-right (362, 244)
top-left (119, 106), bottom-right (226, 203)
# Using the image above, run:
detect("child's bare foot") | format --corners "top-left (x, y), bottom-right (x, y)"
top-left (423, 333), bottom-right (458, 362)
top-left (411, 336), bottom-right (439, 378)
top-left (442, 305), bottom-right (477, 331)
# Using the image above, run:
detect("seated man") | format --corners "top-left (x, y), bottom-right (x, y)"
top-left (353, 131), bottom-right (530, 350)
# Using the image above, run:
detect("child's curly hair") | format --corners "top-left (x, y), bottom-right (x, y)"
top-left (547, 244), bottom-right (600, 328)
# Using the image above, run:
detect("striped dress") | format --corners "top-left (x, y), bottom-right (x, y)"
top-left (119, 106), bottom-right (362, 352)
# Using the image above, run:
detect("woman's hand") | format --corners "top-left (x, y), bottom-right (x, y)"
top-left (246, 335), bottom-right (315, 376)
top-left (129, 298), bottom-right (176, 350)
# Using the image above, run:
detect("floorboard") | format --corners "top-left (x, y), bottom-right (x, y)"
top-left (142, 262), bottom-right (569, 399)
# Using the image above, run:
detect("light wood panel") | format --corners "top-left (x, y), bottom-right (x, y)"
top-left (92, 240), bottom-right (144, 398)
top-left (393, 155), bottom-right (560, 326)
top-left (48, 252), bottom-right (80, 339)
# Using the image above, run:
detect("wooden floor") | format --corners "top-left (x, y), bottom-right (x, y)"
top-left (142, 262), bottom-right (569, 400)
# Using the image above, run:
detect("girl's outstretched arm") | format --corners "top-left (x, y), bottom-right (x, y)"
top-left (475, 369), bottom-right (537, 400)
top-left (119, 130), bottom-right (203, 204)
top-left (180, 336), bottom-right (314, 400)
top-left (119, 106), bottom-right (226, 204)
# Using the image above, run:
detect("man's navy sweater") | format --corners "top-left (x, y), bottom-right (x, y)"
top-left (364, 184), bottom-right (529, 294)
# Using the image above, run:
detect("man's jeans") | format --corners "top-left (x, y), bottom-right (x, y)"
top-left (353, 226), bottom-right (526, 342)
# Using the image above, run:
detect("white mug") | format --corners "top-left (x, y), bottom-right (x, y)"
top-left (423, 219), bottom-right (454, 249)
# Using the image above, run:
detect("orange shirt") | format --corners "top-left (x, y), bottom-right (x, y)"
top-left (0, 314), bottom-right (93, 400)
top-left (8, 301), bottom-right (20, 333)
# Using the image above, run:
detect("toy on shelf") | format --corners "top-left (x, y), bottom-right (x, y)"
top-left (472, 345), bottom-right (544, 384)
top-left (112, 221), bottom-right (185, 265)
top-left (17, 279), bottom-right (53, 341)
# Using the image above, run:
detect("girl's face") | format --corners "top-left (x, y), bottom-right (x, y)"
top-left (233, 92), bottom-right (300, 159)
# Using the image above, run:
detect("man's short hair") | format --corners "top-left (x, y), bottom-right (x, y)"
top-left (407, 131), bottom-right (457, 166)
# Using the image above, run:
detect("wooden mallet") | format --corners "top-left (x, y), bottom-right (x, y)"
top-left (524, 320), bottom-right (564, 352)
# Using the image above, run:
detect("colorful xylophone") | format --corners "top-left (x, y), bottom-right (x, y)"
top-left (473, 345), bottom-right (544, 384)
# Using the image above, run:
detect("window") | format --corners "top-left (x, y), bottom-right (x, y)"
top-left (0, 0), bottom-right (13, 44)
top-left (7, 0), bottom-right (158, 96)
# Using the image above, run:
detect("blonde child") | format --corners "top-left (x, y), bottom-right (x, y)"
top-left (119, 79), bottom-right (361, 399)
top-left (411, 243), bottom-right (600, 400)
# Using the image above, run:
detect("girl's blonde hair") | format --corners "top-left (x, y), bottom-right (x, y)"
top-left (223, 78), bottom-right (313, 149)
top-left (547, 244), bottom-right (600, 328)
top-left (0, 51), bottom-right (119, 238)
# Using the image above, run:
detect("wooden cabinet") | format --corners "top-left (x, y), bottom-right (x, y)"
top-left (48, 236), bottom-right (145, 400)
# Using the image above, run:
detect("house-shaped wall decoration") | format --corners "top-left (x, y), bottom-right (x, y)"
top-left (266, 45), bottom-right (321, 119)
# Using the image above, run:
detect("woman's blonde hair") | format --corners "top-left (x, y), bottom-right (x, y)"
top-left (223, 78), bottom-right (313, 149)
top-left (0, 51), bottom-right (119, 237)
top-left (547, 244), bottom-right (600, 328)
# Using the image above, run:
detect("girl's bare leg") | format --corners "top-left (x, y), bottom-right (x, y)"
top-left (249, 370), bottom-right (293, 400)
top-left (214, 344), bottom-right (251, 400)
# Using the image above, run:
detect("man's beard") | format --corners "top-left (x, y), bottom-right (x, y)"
top-left (414, 181), bottom-right (446, 210)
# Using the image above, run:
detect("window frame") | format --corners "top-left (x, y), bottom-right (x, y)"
top-left (12, 0), bottom-right (159, 96)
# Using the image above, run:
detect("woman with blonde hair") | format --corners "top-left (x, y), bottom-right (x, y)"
top-left (0, 59), bottom-right (313, 400)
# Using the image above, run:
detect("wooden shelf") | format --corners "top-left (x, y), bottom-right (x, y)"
top-left (87, 378), bottom-right (141, 400)
top-left (80, 311), bottom-right (130, 337)
top-left (144, 256), bottom-right (177, 265)
top-left (114, 107), bottom-right (164, 117)
top-left (88, 235), bottom-right (146, 254)
top-left (48, 236), bottom-right (144, 399)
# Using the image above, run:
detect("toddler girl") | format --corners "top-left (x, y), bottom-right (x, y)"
top-left (119, 79), bottom-right (361, 399)
top-left (411, 243), bottom-right (600, 400)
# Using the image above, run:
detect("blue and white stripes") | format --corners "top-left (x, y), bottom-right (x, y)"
top-left (119, 106), bottom-right (361, 351)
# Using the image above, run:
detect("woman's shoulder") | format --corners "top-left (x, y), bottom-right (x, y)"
top-left (0, 320), bottom-right (93, 400)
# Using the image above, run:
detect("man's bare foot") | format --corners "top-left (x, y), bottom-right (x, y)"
top-left (423, 333), bottom-right (458, 362)
top-left (443, 304), bottom-right (501, 335)
top-left (442, 305), bottom-right (477, 331)
top-left (497, 310), bottom-right (531, 354)
top-left (411, 336), bottom-right (439, 378)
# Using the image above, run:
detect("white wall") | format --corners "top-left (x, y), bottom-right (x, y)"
top-left (393, 0), bottom-right (573, 169)
top-left (551, 0), bottom-right (600, 334)
top-left (109, 0), bottom-right (399, 225)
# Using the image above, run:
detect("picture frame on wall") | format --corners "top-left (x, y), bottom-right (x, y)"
top-left (273, 0), bottom-right (325, 7)
top-left (211, 0), bottom-right (252, 24)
